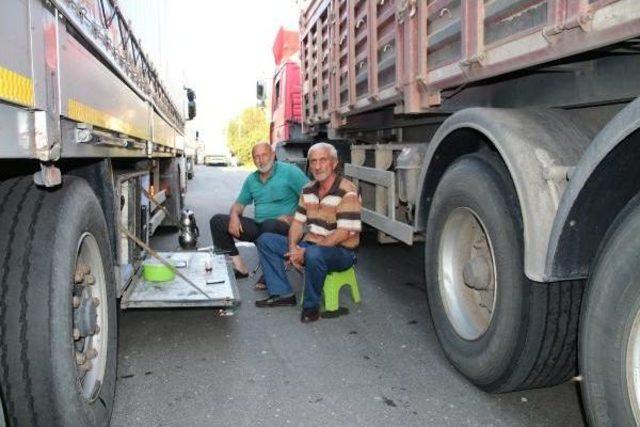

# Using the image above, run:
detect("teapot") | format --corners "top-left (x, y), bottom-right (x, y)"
top-left (178, 209), bottom-right (199, 249)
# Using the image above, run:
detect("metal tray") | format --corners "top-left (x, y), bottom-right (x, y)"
top-left (120, 251), bottom-right (240, 310)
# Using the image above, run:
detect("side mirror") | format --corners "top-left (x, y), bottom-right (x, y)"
top-left (186, 88), bottom-right (196, 102)
top-left (185, 87), bottom-right (197, 120)
top-left (256, 81), bottom-right (265, 108)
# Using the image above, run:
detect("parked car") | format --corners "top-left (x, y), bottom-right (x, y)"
top-left (204, 153), bottom-right (230, 166)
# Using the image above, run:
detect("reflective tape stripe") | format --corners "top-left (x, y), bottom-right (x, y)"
top-left (0, 66), bottom-right (34, 107)
top-left (68, 99), bottom-right (149, 140)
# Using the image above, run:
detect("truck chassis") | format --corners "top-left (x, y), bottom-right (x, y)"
top-left (295, 0), bottom-right (640, 424)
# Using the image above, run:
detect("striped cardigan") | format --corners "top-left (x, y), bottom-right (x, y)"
top-left (293, 176), bottom-right (362, 249)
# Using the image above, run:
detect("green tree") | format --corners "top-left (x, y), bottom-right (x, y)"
top-left (226, 106), bottom-right (269, 165)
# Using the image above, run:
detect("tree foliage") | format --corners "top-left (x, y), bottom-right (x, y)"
top-left (226, 107), bottom-right (269, 165)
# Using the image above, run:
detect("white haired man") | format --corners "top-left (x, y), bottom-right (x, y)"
top-left (255, 142), bottom-right (362, 322)
top-left (209, 142), bottom-right (309, 280)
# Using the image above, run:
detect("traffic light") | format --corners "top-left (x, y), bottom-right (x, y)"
top-left (185, 87), bottom-right (196, 120)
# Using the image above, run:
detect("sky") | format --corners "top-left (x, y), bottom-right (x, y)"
top-left (163, 0), bottom-right (302, 150)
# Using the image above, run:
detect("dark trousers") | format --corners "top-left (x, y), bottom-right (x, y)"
top-left (209, 214), bottom-right (290, 256)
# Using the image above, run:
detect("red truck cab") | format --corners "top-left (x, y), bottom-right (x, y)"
top-left (270, 27), bottom-right (304, 153)
top-left (270, 60), bottom-right (301, 144)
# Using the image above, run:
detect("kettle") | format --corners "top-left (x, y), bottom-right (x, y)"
top-left (178, 209), bottom-right (199, 249)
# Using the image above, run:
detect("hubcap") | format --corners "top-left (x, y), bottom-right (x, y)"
top-left (626, 308), bottom-right (640, 423)
top-left (72, 233), bottom-right (108, 401)
top-left (438, 207), bottom-right (497, 340)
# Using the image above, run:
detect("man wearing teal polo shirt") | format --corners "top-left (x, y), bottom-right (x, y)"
top-left (209, 142), bottom-right (309, 279)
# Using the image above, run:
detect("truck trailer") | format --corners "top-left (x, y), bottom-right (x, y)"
top-left (0, 1), bottom-right (242, 425)
top-left (286, 0), bottom-right (640, 424)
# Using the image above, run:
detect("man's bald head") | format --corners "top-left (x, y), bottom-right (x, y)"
top-left (252, 142), bottom-right (276, 174)
top-left (252, 142), bottom-right (273, 157)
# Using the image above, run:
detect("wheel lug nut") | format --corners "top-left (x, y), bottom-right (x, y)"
top-left (76, 352), bottom-right (86, 365)
top-left (84, 274), bottom-right (95, 285)
top-left (92, 297), bottom-right (100, 306)
top-left (73, 328), bottom-right (81, 340)
top-left (73, 296), bottom-right (81, 308)
top-left (74, 264), bottom-right (91, 283)
top-left (87, 348), bottom-right (98, 360)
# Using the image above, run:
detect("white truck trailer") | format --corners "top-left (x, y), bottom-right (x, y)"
top-left (0, 1), bottom-right (239, 425)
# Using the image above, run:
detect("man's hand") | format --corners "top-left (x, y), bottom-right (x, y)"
top-left (285, 245), bottom-right (305, 270)
top-left (228, 214), bottom-right (243, 238)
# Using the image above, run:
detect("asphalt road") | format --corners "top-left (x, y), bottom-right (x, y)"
top-left (111, 165), bottom-right (586, 427)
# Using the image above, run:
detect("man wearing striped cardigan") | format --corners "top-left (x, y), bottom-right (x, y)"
top-left (255, 142), bottom-right (362, 322)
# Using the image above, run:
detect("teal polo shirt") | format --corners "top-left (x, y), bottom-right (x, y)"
top-left (236, 161), bottom-right (309, 223)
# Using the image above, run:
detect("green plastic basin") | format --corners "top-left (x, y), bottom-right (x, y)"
top-left (142, 262), bottom-right (175, 282)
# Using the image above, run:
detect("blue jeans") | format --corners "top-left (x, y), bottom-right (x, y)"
top-left (256, 233), bottom-right (356, 309)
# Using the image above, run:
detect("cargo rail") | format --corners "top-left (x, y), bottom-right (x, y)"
top-left (301, 0), bottom-right (640, 128)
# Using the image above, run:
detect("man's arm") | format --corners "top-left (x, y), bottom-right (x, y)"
top-left (288, 219), bottom-right (304, 250)
top-left (285, 219), bottom-right (306, 268)
top-left (286, 190), bottom-right (308, 267)
top-left (228, 202), bottom-right (246, 237)
top-left (229, 176), bottom-right (253, 237)
top-left (229, 202), bottom-right (245, 217)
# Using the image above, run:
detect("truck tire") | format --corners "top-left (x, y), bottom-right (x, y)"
top-left (1, 391), bottom-right (6, 427)
top-left (425, 152), bottom-right (582, 392)
top-left (0, 176), bottom-right (117, 426)
top-left (581, 193), bottom-right (640, 426)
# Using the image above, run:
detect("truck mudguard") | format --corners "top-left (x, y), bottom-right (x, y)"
top-left (546, 97), bottom-right (640, 280)
top-left (415, 108), bottom-right (597, 282)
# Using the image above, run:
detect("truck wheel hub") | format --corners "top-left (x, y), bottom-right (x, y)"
top-left (72, 233), bottom-right (108, 402)
top-left (74, 288), bottom-right (98, 338)
top-left (439, 207), bottom-right (498, 340)
top-left (463, 256), bottom-right (491, 290)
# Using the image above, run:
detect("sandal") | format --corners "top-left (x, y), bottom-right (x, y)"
top-left (234, 269), bottom-right (249, 279)
top-left (253, 274), bottom-right (267, 291)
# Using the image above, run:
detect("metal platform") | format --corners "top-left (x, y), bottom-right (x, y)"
top-left (121, 251), bottom-right (240, 310)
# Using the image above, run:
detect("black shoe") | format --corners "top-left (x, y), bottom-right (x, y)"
top-left (301, 307), bottom-right (320, 323)
top-left (255, 295), bottom-right (297, 307)
top-left (234, 269), bottom-right (249, 279)
top-left (321, 306), bottom-right (349, 319)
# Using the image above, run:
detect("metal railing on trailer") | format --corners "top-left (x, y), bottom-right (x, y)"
top-left (51, 0), bottom-right (184, 133)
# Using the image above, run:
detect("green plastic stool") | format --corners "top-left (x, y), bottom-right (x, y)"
top-left (323, 266), bottom-right (360, 311)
